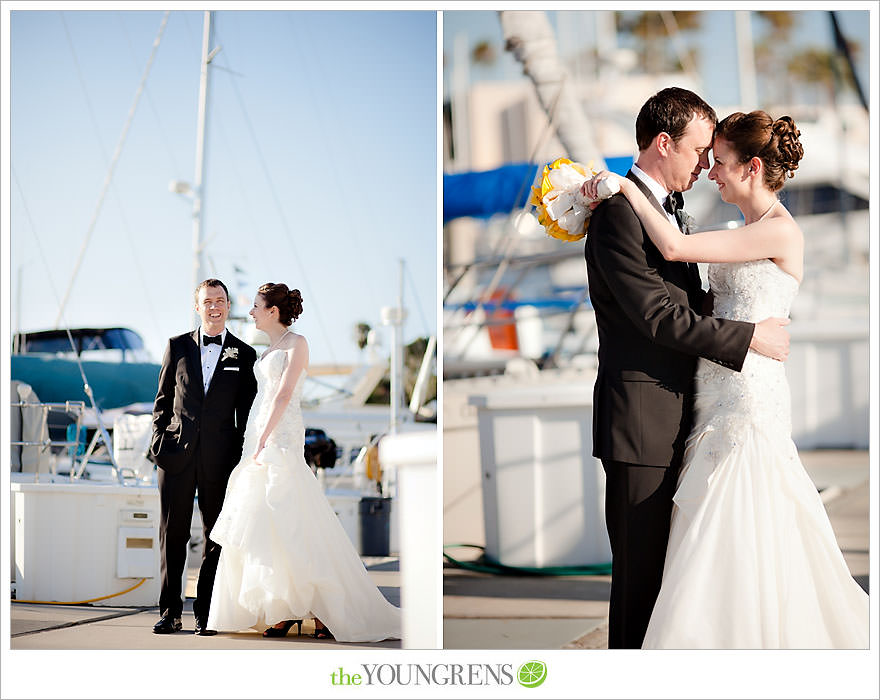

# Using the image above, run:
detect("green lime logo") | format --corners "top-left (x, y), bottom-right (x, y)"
top-left (517, 660), bottom-right (547, 688)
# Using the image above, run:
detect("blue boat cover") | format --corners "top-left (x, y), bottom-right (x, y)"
top-left (443, 157), bottom-right (634, 223)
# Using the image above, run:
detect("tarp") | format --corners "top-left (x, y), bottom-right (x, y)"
top-left (443, 163), bottom-right (539, 223)
top-left (443, 157), bottom-right (634, 223)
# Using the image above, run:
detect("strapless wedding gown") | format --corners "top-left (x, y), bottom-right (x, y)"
top-left (642, 260), bottom-right (868, 649)
top-left (207, 350), bottom-right (401, 642)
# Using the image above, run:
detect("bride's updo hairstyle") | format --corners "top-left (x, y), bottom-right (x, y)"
top-left (715, 111), bottom-right (804, 192)
top-left (258, 282), bottom-right (303, 326)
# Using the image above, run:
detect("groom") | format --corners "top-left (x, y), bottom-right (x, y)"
top-left (584, 87), bottom-right (790, 648)
top-left (150, 279), bottom-right (258, 635)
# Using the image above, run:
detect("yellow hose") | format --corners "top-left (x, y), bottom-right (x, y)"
top-left (13, 577), bottom-right (148, 605)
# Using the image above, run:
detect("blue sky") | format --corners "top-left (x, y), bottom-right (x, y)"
top-left (9, 10), bottom-right (437, 366)
top-left (443, 9), bottom-right (871, 110)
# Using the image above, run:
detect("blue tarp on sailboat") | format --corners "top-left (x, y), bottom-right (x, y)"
top-left (443, 163), bottom-right (539, 223)
top-left (442, 157), bottom-right (635, 223)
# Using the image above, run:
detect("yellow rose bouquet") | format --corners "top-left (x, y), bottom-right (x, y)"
top-left (529, 158), bottom-right (620, 241)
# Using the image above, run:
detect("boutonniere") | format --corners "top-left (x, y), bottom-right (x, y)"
top-left (221, 347), bottom-right (239, 362)
top-left (676, 209), bottom-right (696, 235)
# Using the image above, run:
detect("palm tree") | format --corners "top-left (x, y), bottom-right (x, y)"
top-left (754, 11), bottom-right (799, 106)
top-left (355, 322), bottom-right (371, 352)
top-left (788, 40), bottom-right (862, 106)
top-left (471, 39), bottom-right (496, 66)
top-left (788, 48), bottom-right (838, 105)
top-left (616, 11), bottom-right (702, 74)
top-left (366, 336), bottom-right (436, 410)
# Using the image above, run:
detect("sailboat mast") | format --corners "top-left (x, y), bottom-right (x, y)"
top-left (390, 259), bottom-right (405, 433)
top-left (735, 11), bottom-right (758, 107)
top-left (191, 10), bottom-right (214, 327)
top-left (382, 259), bottom-right (408, 434)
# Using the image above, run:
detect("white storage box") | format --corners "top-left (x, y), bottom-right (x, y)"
top-left (325, 488), bottom-right (362, 552)
top-left (469, 380), bottom-right (611, 568)
top-left (12, 482), bottom-right (160, 606)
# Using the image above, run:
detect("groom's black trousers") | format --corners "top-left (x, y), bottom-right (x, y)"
top-left (157, 439), bottom-right (229, 622)
top-left (602, 459), bottom-right (680, 649)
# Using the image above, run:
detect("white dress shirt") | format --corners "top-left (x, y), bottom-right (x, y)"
top-left (199, 327), bottom-right (227, 394)
top-left (631, 163), bottom-right (679, 229)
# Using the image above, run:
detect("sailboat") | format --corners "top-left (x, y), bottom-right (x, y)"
top-left (10, 10), bottom-right (436, 607)
top-left (442, 9), bottom-right (869, 573)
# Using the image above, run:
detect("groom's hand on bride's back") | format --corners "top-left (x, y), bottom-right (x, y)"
top-left (749, 317), bottom-right (791, 361)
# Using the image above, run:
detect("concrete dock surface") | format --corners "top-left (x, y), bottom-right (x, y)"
top-left (443, 450), bottom-right (871, 650)
top-left (10, 556), bottom-right (401, 650)
top-left (8, 452), bottom-right (870, 653)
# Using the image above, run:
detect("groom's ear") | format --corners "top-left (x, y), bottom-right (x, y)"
top-left (655, 132), bottom-right (672, 156)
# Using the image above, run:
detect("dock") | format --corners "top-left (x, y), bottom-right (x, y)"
top-left (443, 450), bottom-right (870, 649)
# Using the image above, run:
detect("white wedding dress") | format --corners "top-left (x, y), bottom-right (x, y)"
top-left (206, 350), bottom-right (401, 642)
top-left (642, 259), bottom-right (868, 649)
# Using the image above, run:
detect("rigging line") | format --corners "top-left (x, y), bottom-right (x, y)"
top-left (546, 286), bottom-right (591, 367)
top-left (448, 84), bottom-right (565, 358)
top-left (403, 262), bottom-right (431, 338)
top-left (484, 81), bottom-right (562, 273)
top-left (829, 11), bottom-right (868, 112)
top-left (209, 93), bottom-right (273, 276)
top-left (12, 167), bottom-right (122, 480)
top-left (11, 167), bottom-right (65, 313)
top-left (444, 83), bottom-right (562, 310)
top-left (282, 14), bottom-right (385, 311)
top-left (107, 12), bottom-right (181, 342)
top-left (178, 8), bottom-right (204, 67)
top-left (179, 15), bottom-right (273, 329)
top-left (659, 11), bottom-right (700, 82)
top-left (213, 42), bottom-right (338, 367)
top-left (57, 12), bottom-right (164, 344)
top-left (63, 18), bottom-right (162, 340)
top-left (443, 305), bottom-right (583, 331)
top-left (59, 13), bottom-right (111, 165)
top-left (109, 189), bottom-right (164, 343)
top-left (54, 10), bottom-right (170, 328)
top-left (116, 11), bottom-right (182, 175)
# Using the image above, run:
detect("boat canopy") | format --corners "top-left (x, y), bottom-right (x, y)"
top-left (13, 327), bottom-right (151, 361)
top-left (11, 355), bottom-right (160, 409)
top-left (11, 327), bottom-right (160, 409)
top-left (443, 157), bottom-right (634, 224)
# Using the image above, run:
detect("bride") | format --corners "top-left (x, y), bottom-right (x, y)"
top-left (206, 282), bottom-right (401, 642)
top-left (585, 111), bottom-right (868, 649)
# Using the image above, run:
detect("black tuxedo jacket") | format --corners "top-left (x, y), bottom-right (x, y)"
top-left (584, 171), bottom-right (754, 467)
top-left (150, 329), bottom-right (258, 475)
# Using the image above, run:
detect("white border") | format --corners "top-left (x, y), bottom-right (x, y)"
top-left (2, 3), bottom-right (878, 699)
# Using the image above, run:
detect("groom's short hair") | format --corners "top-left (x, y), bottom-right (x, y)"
top-left (635, 87), bottom-right (717, 152)
top-left (194, 278), bottom-right (230, 302)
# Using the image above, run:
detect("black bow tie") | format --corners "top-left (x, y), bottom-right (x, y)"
top-left (663, 191), bottom-right (684, 216)
top-left (203, 335), bottom-right (222, 346)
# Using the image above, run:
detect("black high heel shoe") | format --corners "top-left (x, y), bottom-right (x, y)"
top-left (262, 619), bottom-right (303, 638)
top-left (313, 623), bottom-right (334, 640)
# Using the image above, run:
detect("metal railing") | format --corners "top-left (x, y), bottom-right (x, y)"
top-left (10, 400), bottom-right (136, 484)
top-left (10, 401), bottom-right (86, 481)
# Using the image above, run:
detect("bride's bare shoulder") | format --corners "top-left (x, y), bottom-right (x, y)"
top-left (771, 206), bottom-right (803, 243)
top-left (282, 332), bottom-right (308, 353)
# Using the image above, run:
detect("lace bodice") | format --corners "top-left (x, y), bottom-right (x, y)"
top-left (694, 260), bottom-right (800, 440)
top-left (242, 350), bottom-right (307, 455)
top-left (708, 259), bottom-right (799, 322)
